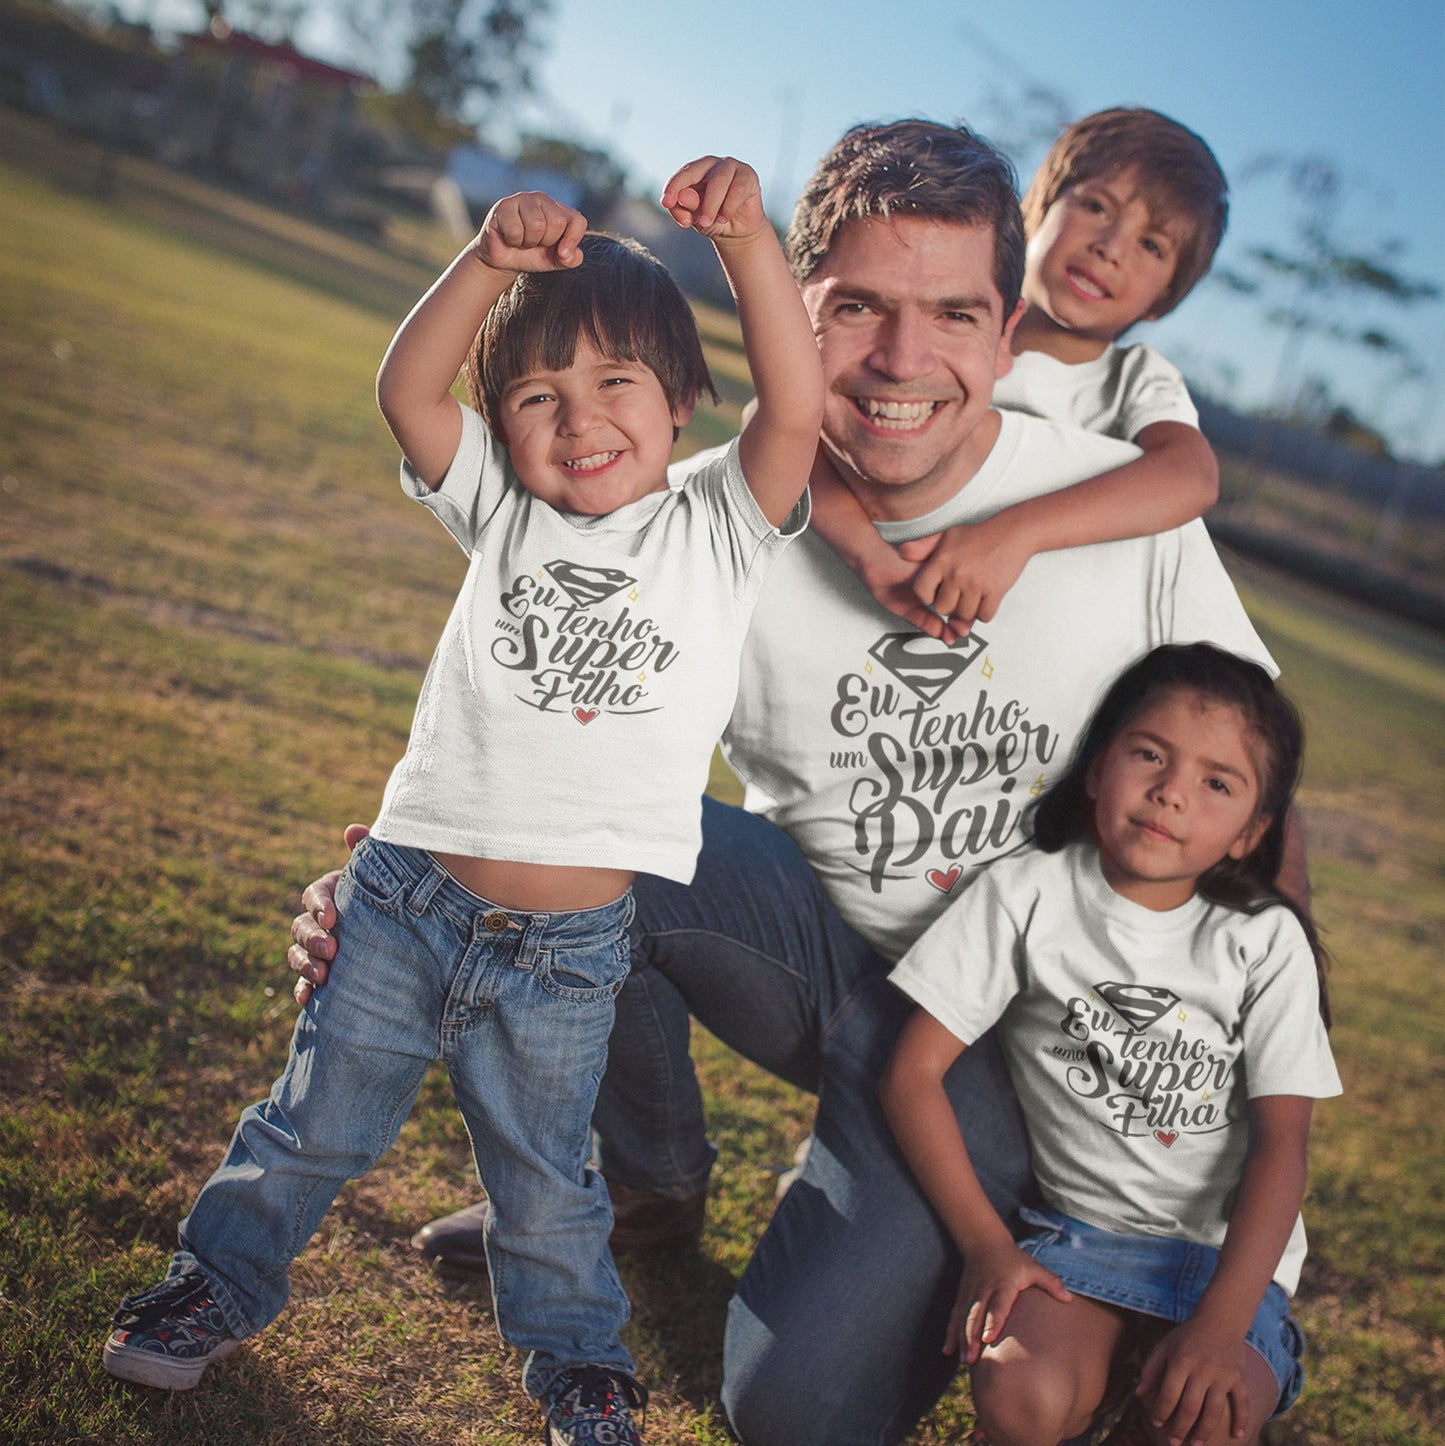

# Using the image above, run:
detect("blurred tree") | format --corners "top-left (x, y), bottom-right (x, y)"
top-left (338, 0), bottom-right (550, 138)
top-left (1215, 153), bottom-right (1440, 423)
top-left (516, 132), bottom-right (626, 213)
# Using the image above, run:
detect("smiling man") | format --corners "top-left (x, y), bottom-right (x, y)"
top-left (292, 121), bottom-right (1280, 1445)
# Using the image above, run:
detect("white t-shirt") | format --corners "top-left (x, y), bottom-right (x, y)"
top-left (719, 410), bottom-right (1275, 962)
top-left (889, 842), bottom-right (1341, 1293)
top-left (993, 342), bottom-right (1198, 441)
top-left (371, 407), bottom-right (806, 883)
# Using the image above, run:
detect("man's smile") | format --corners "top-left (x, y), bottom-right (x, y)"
top-left (851, 397), bottom-right (944, 432)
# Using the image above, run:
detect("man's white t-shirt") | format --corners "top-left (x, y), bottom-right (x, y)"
top-left (719, 411), bottom-right (1274, 962)
top-left (371, 407), bottom-right (805, 883)
top-left (994, 342), bottom-right (1198, 441)
top-left (889, 842), bottom-right (1341, 1293)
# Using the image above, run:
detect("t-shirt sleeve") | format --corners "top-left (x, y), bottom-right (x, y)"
top-left (1117, 345), bottom-right (1201, 438)
top-left (683, 436), bottom-right (810, 601)
top-left (399, 404), bottom-right (511, 554)
top-left (1150, 521), bottom-right (1278, 676)
top-left (888, 866), bottom-right (1027, 1043)
top-left (1239, 907), bottom-right (1342, 1100)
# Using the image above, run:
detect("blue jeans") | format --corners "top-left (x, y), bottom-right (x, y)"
top-left (175, 837), bottom-right (635, 1398)
top-left (592, 799), bottom-right (1037, 1445)
top-left (1018, 1206), bottom-right (1307, 1416)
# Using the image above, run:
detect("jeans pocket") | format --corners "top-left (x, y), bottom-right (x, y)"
top-left (337, 837), bottom-right (408, 917)
top-left (538, 931), bottom-right (630, 1002)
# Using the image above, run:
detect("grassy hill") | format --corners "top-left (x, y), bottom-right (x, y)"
top-left (1, 111), bottom-right (1441, 1443)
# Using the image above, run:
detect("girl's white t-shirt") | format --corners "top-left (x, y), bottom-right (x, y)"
top-left (889, 841), bottom-right (1341, 1293)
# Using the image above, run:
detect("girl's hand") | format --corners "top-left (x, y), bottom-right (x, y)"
top-left (1136, 1316), bottom-right (1250, 1446)
top-left (473, 191), bottom-right (588, 273)
top-left (945, 1238), bottom-right (1072, 1363)
top-left (661, 156), bottom-right (767, 244)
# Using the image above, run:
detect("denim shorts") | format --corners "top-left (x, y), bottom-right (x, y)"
top-left (1017, 1205), bottom-right (1305, 1416)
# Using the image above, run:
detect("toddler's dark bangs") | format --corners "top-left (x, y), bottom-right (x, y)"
top-left (479, 235), bottom-right (716, 426)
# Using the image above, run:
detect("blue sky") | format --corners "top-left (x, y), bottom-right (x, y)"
top-left (129, 0), bottom-right (1445, 461)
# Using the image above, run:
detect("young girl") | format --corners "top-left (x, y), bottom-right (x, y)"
top-left (881, 642), bottom-right (1338, 1446)
top-left (102, 156), bottom-right (820, 1446)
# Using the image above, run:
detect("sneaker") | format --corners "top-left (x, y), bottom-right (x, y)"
top-left (541, 1365), bottom-right (648, 1445)
top-left (102, 1270), bottom-right (241, 1390)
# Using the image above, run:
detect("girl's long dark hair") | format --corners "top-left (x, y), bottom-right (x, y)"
top-left (1029, 643), bottom-right (1331, 1025)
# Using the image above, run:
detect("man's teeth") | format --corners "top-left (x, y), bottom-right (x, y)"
top-left (564, 451), bottom-right (620, 471)
top-left (859, 399), bottom-right (938, 429)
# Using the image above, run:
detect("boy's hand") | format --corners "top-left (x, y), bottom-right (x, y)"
top-left (473, 191), bottom-right (588, 274)
top-left (908, 514), bottom-right (1032, 638)
top-left (661, 156), bottom-right (767, 244)
top-left (853, 533), bottom-right (960, 643)
top-left (1136, 1316), bottom-right (1250, 1446)
top-left (946, 1238), bottom-right (1072, 1363)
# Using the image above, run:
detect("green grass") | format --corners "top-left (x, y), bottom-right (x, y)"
top-left (1, 111), bottom-right (1441, 1443)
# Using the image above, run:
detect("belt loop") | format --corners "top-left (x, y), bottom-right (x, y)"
top-left (514, 914), bottom-right (545, 968)
top-left (407, 861), bottom-right (446, 916)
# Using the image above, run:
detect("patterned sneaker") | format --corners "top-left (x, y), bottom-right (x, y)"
top-left (102, 1270), bottom-right (241, 1390)
top-left (541, 1365), bottom-right (648, 1445)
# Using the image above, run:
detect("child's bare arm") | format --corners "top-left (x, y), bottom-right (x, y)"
top-left (661, 157), bottom-right (823, 527)
top-left (912, 420), bottom-right (1220, 634)
top-left (881, 1009), bottom-right (1071, 1361)
top-left (376, 192), bottom-right (588, 489)
top-left (1136, 1095), bottom-right (1313, 1446)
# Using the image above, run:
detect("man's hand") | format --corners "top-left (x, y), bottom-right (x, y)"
top-left (1136, 1314), bottom-right (1250, 1446)
top-left (473, 190), bottom-right (588, 274)
top-left (660, 156), bottom-right (767, 245)
top-left (945, 1237), bottom-right (1073, 1363)
top-left (288, 824), bottom-right (369, 1006)
top-left (907, 513), bottom-right (1032, 639)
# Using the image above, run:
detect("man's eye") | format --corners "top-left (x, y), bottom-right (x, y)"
top-left (601, 376), bottom-right (632, 388)
top-left (836, 301), bottom-right (871, 316)
top-left (942, 311), bottom-right (976, 325)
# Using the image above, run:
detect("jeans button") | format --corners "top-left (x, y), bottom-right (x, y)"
top-left (483, 911), bottom-right (510, 932)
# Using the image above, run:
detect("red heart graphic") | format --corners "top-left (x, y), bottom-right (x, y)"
top-left (1154, 1131), bottom-right (1178, 1148)
top-left (573, 708), bottom-right (599, 725)
top-left (926, 865), bottom-right (961, 893)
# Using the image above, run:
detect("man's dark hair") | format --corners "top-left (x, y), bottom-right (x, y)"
top-left (1021, 107), bottom-right (1228, 318)
top-left (785, 119), bottom-right (1025, 313)
top-left (468, 233), bottom-right (718, 435)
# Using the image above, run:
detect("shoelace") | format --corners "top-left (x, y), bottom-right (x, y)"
top-left (112, 1270), bottom-right (213, 1330)
top-left (547, 1365), bottom-right (648, 1420)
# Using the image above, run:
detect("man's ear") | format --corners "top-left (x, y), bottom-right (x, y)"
top-left (1227, 813), bottom-right (1274, 862)
top-left (995, 298), bottom-right (1025, 378)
